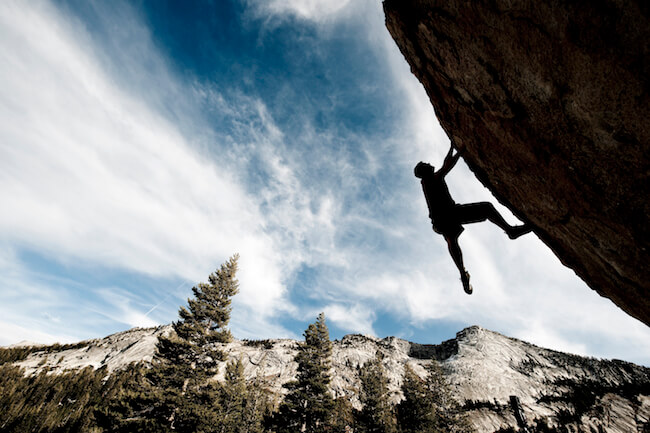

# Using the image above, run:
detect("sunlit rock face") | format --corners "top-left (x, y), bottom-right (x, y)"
top-left (383, 0), bottom-right (650, 325)
top-left (15, 325), bottom-right (650, 432)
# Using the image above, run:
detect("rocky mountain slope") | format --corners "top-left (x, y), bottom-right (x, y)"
top-left (383, 0), bottom-right (650, 325)
top-left (13, 325), bottom-right (650, 432)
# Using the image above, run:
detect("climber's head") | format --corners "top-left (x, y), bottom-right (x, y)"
top-left (414, 161), bottom-right (434, 178)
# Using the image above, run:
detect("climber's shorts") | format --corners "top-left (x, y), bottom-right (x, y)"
top-left (432, 218), bottom-right (464, 239)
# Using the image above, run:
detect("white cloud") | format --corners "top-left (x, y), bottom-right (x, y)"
top-left (512, 323), bottom-right (589, 358)
top-left (0, 321), bottom-right (77, 347)
top-left (324, 303), bottom-right (376, 336)
top-left (94, 288), bottom-right (160, 329)
top-left (248, 0), bottom-right (448, 166)
top-left (0, 246), bottom-right (91, 343)
top-left (0, 0), bottom-right (368, 345)
top-left (246, 0), bottom-right (354, 23)
top-left (1, 0), bottom-right (648, 368)
top-left (0, 1), bottom-right (295, 339)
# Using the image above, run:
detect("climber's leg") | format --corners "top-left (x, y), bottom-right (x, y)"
top-left (454, 202), bottom-right (531, 239)
top-left (445, 235), bottom-right (472, 294)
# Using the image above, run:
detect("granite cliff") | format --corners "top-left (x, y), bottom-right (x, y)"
top-left (14, 325), bottom-right (650, 432)
top-left (383, 0), bottom-right (650, 325)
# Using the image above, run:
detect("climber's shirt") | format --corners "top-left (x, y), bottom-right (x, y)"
top-left (420, 173), bottom-right (464, 238)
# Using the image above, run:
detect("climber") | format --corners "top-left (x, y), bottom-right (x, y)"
top-left (415, 146), bottom-right (532, 294)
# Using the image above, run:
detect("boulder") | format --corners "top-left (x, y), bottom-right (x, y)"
top-left (384, 0), bottom-right (650, 325)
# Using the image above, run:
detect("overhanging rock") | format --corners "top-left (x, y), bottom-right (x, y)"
top-left (384, 0), bottom-right (649, 325)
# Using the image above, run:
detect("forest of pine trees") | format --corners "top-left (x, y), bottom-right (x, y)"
top-left (0, 255), bottom-right (481, 433)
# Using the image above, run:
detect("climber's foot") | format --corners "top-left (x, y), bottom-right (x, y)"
top-left (461, 270), bottom-right (473, 295)
top-left (508, 224), bottom-right (533, 240)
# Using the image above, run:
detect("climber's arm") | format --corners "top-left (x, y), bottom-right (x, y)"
top-left (438, 145), bottom-right (461, 177)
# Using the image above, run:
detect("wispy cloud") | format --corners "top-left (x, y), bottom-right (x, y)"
top-left (0, 0), bottom-right (294, 339)
top-left (93, 287), bottom-right (160, 329)
top-left (0, 0), bottom-right (648, 367)
top-left (239, 0), bottom-right (650, 365)
top-left (0, 321), bottom-right (77, 347)
top-left (245, 0), bottom-right (354, 24)
top-left (324, 303), bottom-right (376, 336)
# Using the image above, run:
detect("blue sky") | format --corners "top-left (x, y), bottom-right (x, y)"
top-left (1, 0), bottom-right (648, 365)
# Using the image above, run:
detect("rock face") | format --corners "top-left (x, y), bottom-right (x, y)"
top-left (14, 326), bottom-right (650, 432)
top-left (15, 326), bottom-right (170, 375)
top-left (383, 0), bottom-right (650, 325)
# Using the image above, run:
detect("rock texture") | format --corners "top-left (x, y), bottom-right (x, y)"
top-left (15, 326), bottom-right (170, 375)
top-left (383, 0), bottom-right (650, 325)
top-left (13, 325), bottom-right (650, 432)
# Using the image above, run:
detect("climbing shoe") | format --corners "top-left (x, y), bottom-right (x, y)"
top-left (462, 270), bottom-right (473, 295)
top-left (508, 224), bottom-right (533, 239)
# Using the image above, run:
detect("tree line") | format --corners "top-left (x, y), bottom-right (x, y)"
top-left (0, 255), bottom-right (473, 433)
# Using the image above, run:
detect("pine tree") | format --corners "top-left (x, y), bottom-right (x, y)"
top-left (356, 351), bottom-right (397, 433)
top-left (0, 364), bottom-right (110, 433)
top-left (219, 358), bottom-right (247, 433)
top-left (103, 255), bottom-right (241, 432)
top-left (96, 362), bottom-right (165, 433)
top-left (397, 364), bottom-right (437, 432)
top-left (239, 368), bottom-right (271, 433)
top-left (175, 254), bottom-right (240, 347)
top-left (218, 358), bottom-right (267, 433)
top-left (331, 397), bottom-right (356, 433)
top-left (273, 312), bottom-right (334, 433)
top-left (423, 360), bottom-right (474, 433)
top-left (397, 360), bottom-right (474, 433)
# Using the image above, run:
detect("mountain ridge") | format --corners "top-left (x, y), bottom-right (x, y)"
top-left (10, 324), bottom-right (650, 432)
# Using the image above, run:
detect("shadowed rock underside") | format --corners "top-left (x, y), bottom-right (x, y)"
top-left (383, 0), bottom-right (650, 325)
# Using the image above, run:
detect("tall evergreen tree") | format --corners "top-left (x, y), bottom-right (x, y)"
top-left (356, 351), bottom-right (397, 433)
top-left (397, 360), bottom-right (474, 433)
top-left (218, 358), bottom-right (267, 433)
top-left (422, 360), bottom-right (473, 433)
top-left (175, 254), bottom-right (240, 346)
top-left (331, 397), bottom-right (356, 433)
top-left (273, 312), bottom-right (334, 433)
top-left (397, 364), bottom-right (436, 432)
top-left (240, 368), bottom-right (272, 433)
top-left (102, 255), bottom-right (240, 433)
top-left (219, 358), bottom-right (247, 433)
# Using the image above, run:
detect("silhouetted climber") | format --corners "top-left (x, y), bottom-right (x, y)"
top-left (415, 146), bottom-right (532, 294)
